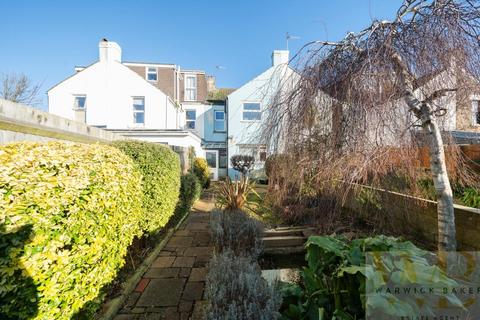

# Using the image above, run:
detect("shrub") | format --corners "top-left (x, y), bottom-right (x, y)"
top-left (0, 142), bottom-right (143, 320)
top-left (461, 187), bottom-right (480, 208)
top-left (230, 154), bottom-right (255, 175)
top-left (204, 250), bottom-right (281, 320)
top-left (112, 140), bottom-right (180, 233)
top-left (264, 154), bottom-right (290, 178)
top-left (210, 209), bottom-right (263, 257)
top-left (193, 157), bottom-right (210, 188)
top-left (216, 176), bottom-right (258, 210)
top-left (280, 235), bottom-right (460, 319)
top-left (178, 173), bottom-right (202, 213)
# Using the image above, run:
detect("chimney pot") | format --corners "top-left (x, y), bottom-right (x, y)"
top-left (99, 39), bottom-right (122, 63)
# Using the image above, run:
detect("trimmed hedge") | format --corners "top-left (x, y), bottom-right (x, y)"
top-left (112, 140), bottom-right (181, 233)
top-left (178, 173), bottom-right (202, 213)
top-left (193, 157), bottom-right (210, 188)
top-left (0, 142), bottom-right (143, 320)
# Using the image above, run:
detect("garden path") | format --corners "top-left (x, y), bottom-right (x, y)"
top-left (114, 193), bottom-right (215, 320)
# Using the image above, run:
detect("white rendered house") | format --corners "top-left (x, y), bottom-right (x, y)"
top-left (226, 50), bottom-right (299, 178)
top-left (48, 40), bottom-right (228, 173)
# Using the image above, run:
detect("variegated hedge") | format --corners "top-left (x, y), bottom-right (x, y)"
top-left (0, 142), bottom-right (144, 319)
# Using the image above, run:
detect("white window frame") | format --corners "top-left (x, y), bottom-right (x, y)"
top-left (73, 95), bottom-right (86, 110)
top-left (184, 74), bottom-right (197, 101)
top-left (132, 96), bottom-right (145, 126)
top-left (146, 67), bottom-right (157, 82)
top-left (241, 101), bottom-right (262, 122)
top-left (214, 110), bottom-right (226, 132)
top-left (472, 98), bottom-right (480, 126)
top-left (186, 109), bottom-right (196, 130)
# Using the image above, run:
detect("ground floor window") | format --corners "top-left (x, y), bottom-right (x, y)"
top-left (206, 151), bottom-right (217, 168)
top-left (238, 144), bottom-right (267, 163)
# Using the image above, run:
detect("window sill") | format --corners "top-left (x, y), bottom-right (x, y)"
top-left (240, 120), bottom-right (261, 123)
top-left (72, 107), bottom-right (86, 111)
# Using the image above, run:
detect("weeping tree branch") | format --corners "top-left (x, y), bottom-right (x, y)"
top-left (262, 0), bottom-right (480, 252)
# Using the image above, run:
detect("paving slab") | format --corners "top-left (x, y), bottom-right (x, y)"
top-left (182, 282), bottom-right (204, 301)
top-left (166, 236), bottom-right (193, 248)
top-left (136, 278), bottom-right (186, 307)
top-left (116, 200), bottom-right (214, 320)
top-left (183, 247), bottom-right (213, 257)
top-left (152, 256), bottom-right (175, 268)
top-left (144, 267), bottom-right (179, 279)
top-left (188, 268), bottom-right (207, 282)
top-left (172, 256), bottom-right (195, 268)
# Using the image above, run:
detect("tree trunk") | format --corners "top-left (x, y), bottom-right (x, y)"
top-left (419, 103), bottom-right (457, 252)
top-left (390, 51), bottom-right (457, 252)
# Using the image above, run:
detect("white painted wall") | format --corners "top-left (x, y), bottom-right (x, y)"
top-left (120, 132), bottom-right (204, 157)
top-left (48, 42), bottom-right (181, 130)
top-left (227, 61), bottom-right (299, 177)
top-left (182, 102), bottom-right (207, 138)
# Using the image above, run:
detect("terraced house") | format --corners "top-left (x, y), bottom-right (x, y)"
top-left (48, 39), bottom-right (297, 180)
top-left (48, 39), bottom-right (228, 180)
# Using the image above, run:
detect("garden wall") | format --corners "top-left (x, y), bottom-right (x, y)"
top-left (342, 184), bottom-right (480, 250)
top-left (417, 144), bottom-right (480, 171)
top-left (0, 99), bottom-right (122, 143)
top-left (0, 99), bottom-right (191, 171)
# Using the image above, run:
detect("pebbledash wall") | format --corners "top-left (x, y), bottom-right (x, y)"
top-left (342, 184), bottom-right (480, 250)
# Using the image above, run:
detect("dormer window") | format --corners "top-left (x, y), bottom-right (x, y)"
top-left (73, 95), bottom-right (86, 110)
top-left (185, 75), bottom-right (197, 101)
top-left (147, 67), bottom-right (157, 82)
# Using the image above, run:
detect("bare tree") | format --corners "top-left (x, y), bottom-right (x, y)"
top-left (0, 72), bottom-right (41, 106)
top-left (263, 0), bottom-right (480, 252)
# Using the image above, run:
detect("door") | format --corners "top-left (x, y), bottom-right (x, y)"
top-left (205, 150), bottom-right (219, 181)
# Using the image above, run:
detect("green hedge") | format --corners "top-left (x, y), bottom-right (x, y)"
top-left (178, 173), bottom-right (202, 213)
top-left (193, 157), bottom-right (210, 188)
top-left (0, 142), bottom-right (143, 320)
top-left (112, 140), bottom-right (181, 233)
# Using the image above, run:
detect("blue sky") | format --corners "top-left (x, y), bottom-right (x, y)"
top-left (0, 1), bottom-right (401, 110)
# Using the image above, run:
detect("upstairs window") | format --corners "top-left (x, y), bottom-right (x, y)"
top-left (242, 102), bottom-right (261, 121)
top-left (133, 97), bottom-right (145, 125)
top-left (186, 110), bottom-right (196, 129)
top-left (185, 75), bottom-right (197, 101)
top-left (473, 100), bottom-right (480, 125)
top-left (147, 67), bottom-right (157, 81)
top-left (214, 110), bottom-right (225, 132)
top-left (73, 95), bottom-right (86, 109)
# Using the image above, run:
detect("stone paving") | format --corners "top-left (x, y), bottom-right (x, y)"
top-left (115, 197), bottom-right (215, 320)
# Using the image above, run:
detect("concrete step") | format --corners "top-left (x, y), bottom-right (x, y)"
top-left (263, 230), bottom-right (304, 237)
top-left (263, 246), bottom-right (306, 255)
top-left (262, 236), bottom-right (306, 248)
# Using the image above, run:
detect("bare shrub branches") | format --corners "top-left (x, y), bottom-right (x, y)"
top-left (0, 72), bottom-right (41, 106)
top-left (265, 0), bottom-right (480, 188)
top-left (262, 0), bottom-right (480, 250)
